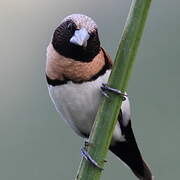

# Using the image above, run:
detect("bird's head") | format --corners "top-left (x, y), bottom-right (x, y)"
top-left (52, 14), bottom-right (100, 62)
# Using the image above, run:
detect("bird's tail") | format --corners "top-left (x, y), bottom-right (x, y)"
top-left (110, 141), bottom-right (153, 180)
top-left (132, 159), bottom-right (153, 180)
top-left (110, 122), bottom-right (153, 180)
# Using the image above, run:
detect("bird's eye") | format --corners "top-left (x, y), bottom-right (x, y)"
top-left (90, 31), bottom-right (96, 38)
top-left (67, 23), bottom-right (76, 32)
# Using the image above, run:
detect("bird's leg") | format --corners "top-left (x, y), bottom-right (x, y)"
top-left (80, 140), bottom-right (103, 170)
top-left (80, 147), bottom-right (104, 170)
top-left (84, 139), bottom-right (93, 147)
top-left (101, 83), bottom-right (127, 101)
top-left (84, 140), bottom-right (89, 148)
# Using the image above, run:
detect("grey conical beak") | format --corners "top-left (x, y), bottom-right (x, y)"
top-left (70, 28), bottom-right (90, 47)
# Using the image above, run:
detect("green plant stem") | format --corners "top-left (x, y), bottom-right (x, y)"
top-left (75, 0), bottom-right (152, 179)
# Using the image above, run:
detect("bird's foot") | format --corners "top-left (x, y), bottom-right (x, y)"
top-left (84, 140), bottom-right (94, 148)
top-left (101, 83), bottom-right (127, 101)
top-left (80, 147), bottom-right (104, 170)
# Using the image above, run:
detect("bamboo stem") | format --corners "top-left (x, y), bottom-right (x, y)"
top-left (75, 0), bottom-right (152, 179)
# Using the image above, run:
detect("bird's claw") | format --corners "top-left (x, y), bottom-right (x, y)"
top-left (80, 147), bottom-right (103, 170)
top-left (101, 83), bottom-right (127, 101)
top-left (84, 140), bottom-right (94, 148)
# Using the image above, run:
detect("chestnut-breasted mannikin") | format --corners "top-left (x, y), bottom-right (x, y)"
top-left (46, 14), bottom-right (152, 180)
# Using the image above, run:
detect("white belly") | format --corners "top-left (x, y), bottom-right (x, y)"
top-left (48, 71), bottom-right (110, 135)
top-left (48, 70), bottom-right (130, 142)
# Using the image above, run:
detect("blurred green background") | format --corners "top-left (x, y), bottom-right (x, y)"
top-left (0, 0), bottom-right (179, 179)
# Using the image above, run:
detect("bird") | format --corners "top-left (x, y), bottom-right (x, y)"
top-left (46, 14), bottom-right (153, 180)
